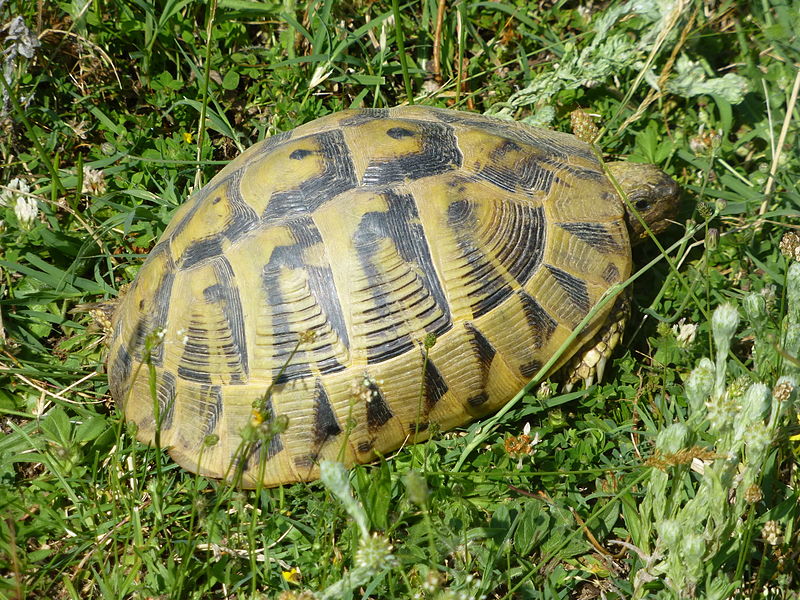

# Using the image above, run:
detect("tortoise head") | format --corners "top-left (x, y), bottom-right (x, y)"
top-left (606, 162), bottom-right (680, 244)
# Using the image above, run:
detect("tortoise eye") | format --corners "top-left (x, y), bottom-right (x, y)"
top-left (634, 198), bottom-right (651, 211)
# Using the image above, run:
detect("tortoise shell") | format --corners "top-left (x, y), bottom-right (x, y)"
top-left (108, 106), bottom-right (633, 487)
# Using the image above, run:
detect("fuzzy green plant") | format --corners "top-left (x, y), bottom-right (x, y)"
top-left (488, 1), bottom-right (747, 126)
top-left (276, 460), bottom-right (399, 600)
top-left (628, 253), bottom-right (799, 598)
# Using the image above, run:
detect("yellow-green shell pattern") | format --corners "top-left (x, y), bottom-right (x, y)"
top-left (108, 106), bottom-right (632, 487)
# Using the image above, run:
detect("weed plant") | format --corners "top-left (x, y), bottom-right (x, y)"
top-left (1, 1), bottom-right (799, 599)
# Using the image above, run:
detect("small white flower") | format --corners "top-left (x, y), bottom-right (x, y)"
top-left (0, 177), bottom-right (29, 207)
top-left (672, 318), bottom-right (698, 347)
top-left (14, 195), bottom-right (38, 228)
top-left (761, 520), bottom-right (783, 546)
top-left (82, 166), bottom-right (107, 196)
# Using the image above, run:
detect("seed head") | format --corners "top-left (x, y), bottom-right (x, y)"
top-left (354, 532), bottom-right (397, 571)
top-left (743, 484), bottom-right (763, 504)
top-left (779, 232), bottom-right (800, 262)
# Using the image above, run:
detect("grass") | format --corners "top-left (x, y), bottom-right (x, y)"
top-left (1, 0), bottom-right (799, 598)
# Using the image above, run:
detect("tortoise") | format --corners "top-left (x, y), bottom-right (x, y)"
top-left (107, 105), bottom-right (679, 487)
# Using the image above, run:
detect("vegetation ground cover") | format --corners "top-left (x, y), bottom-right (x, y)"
top-left (0, 0), bottom-right (798, 598)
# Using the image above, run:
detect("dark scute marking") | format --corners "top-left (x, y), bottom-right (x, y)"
top-left (467, 392), bottom-right (488, 407)
top-left (142, 249), bottom-right (176, 366)
top-left (410, 421), bottom-right (429, 434)
top-left (426, 107), bottom-right (491, 126)
top-left (241, 397), bottom-right (284, 469)
top-left (156, 371), bottom-right (177, 431)
top-left (177, 319), bottom-right (212, 383)
top-left (357, 440), bottom-right (374, 454)
top-left (163, 192), bottom-right (207, 253)
top-left (263, 190), bottom-right (306, 222)
top-left (602, 263), bottom-right (620, 284)
top-left (446, 198), bottom-right (472, 226)
top-left (289, 218), bottom-right (350, 352)
top-left (261, 397), bottom-right (284, 459)
top-left (223, 171), bottom-right (260, 240)
top-left (502, 204), bottom-right (546, 286)
top-left (516, 291), bottom-right (558, 349)
top-left (313, 380), bottom-right (342, 446)
top-left (262, 217), bottom-right (349, 381)
top-left (540, 157), bottom-right (604, 181)
top-left (200, 385), bottom-right (224, 438)
top-left (272, 371), bottom-right (295, 386)
top-left (178, 171), bottom-right (259, 269)
top-left (546, 265), bottom-right (591, 314)
top-left (365, 335), bottom-right (415, 364)
top-left (464, 322), bottom-right (496, 373)
top-left (211, 257), bottom-right (250, 378)
top-left (178, 363), bottom-right (212, 383)
top-left (477, 155), bottom-right (557, 195)
top-left (290, 149), bottom-right (314, 160)
top-left (260, 129), bottom-right (292, 151)
top-left (312, 346), bottom-right (347, 375)
top-left (557, 222), bottom-right (621, 253)
top-left (340, 108), bottom-right (390, 126)
top-left (455, 202), bottom-right (545, 318)
top-left (203, 283), bottom-right (224, 302)
top-left (463, 323), bottom-right (495, 410)
top-left (361, 121), bottom-right (462, 186)
top-left (355, 190), bottom-right (452, 364)
top-left (178, 258), bottom-right (249, 384)
top-left (365, 380), bottom-right (393, 431)
top-left (423, 357), bottom-right (449, 410)
top-left (110, 344), bottom-right (133, 403)
top-left (263, 129), bottom-right (357, 223)
top-left (429, 108), bottom-right (595, 162)
top-left (386, 127), bottom-right (415, 139)
top-left (519, 360), bottom-right (543, 378)
top-left (179, 236), bottom-right (224, 269)
top-left (488, 139), bottom-right (521, 160)
top-left (294, 455), bottom-right (315, 469)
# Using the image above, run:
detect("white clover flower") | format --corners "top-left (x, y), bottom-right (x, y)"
top-left (672, 318), bottom-right (698, 347)
top-left (14, 195), bottom-right (38, 228)
top-left (761, 520), bottom-right (783, 545)
top-left (82, 166), bottom-right (107, 196)
top-left (0, 177), bottom-right (29, 207)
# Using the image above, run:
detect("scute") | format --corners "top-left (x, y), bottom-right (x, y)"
top-left (108, 106), bottom-right (633, 487)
